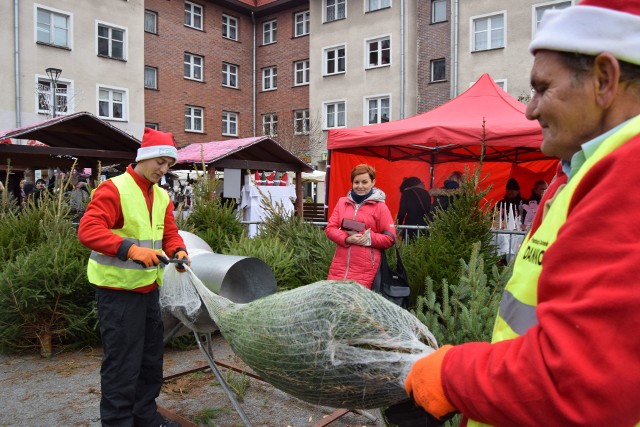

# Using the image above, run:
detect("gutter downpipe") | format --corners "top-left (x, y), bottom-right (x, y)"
top-left (399, 0), bottom-right (405, 118)
top-left (14, 0), bottom-right (21, 127)
top-left (251, 11), bottom-right (256, 136)
top-left (452, 0), bottom-right (459, 97)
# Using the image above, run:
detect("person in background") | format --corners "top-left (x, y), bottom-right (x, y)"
top-left (522, 180), bottom-right (549, 230)
top-left (385, 1), bottom-right (640, 425)
top-left (525, 179), bottom-right (548, 204)
top-left (397, 176), bottom-right (431, 240)
top-left (32, 178), bottom-right (47, 207)
top-left (325, 164), bottom-right (396, 289)
top-left (78, 128), bottom-right (190, 427)
top-left (69, 177), bottom-right (90, 223)
top-left (429, 171), bottom-right (462, 215)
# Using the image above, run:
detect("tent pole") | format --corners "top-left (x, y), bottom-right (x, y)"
top-left (324, 150), bottom-right (331, 220)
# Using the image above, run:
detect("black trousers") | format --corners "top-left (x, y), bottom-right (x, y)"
top-left (96, 287), bottom-right (164, 427)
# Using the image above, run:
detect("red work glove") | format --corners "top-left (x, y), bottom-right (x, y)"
top-left (405, 345), bottom-right (456, 420)
top-left (127, 245), bottom-right (161, 268)
top-left (173, 250), bottom-right (190, 273)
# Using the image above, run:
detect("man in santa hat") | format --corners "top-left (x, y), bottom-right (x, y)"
top-left (386, 1), bottom-right (640, 426)
top-left (79, 128), bottom-right (189, 427)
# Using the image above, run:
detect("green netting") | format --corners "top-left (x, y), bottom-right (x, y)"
top-left (167, 266), bottom-right (437, 409)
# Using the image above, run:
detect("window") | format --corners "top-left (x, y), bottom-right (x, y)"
top-left (472, 13), bottom-right (505, 51)
top-left (262, 66), bottom-right (277, 91)
top-left (432, 0), bottom-right (447, 23)
top-left (294, 60), bottom-right (310, 86)
top-left (263, 20), bottom-right (277, 45)
top-left (222, 111), bottom-right (238, 136)
top-left (324, 45), bottom-right (346, 75)
top-left (324, 101), bottom-right (346, 129)
top-left (294, 11), bottom-right (310, 37)
top-left (36, 7), bottom-right (70, 48)
top-left (366, 36), bottom-right (390, 68)
top-left (262, 113), bottom-right (278, 136)
top-left (366, 96), bottom-right (390, 124)
top-left (494, 79), bottom-right (507, 91)
top-left (144, 10), bottom-right (158, 34)
top-left (222, 63), bottom-right (238, 88)
top-left (145, 122), bottom-right (159, 130)
top-left (185, 106), bottom-right (203, 132)
top-left (98, 23), bottom-right (125, 60)
top-left (184, 1), bottom-right (203, 30)
top-left (294, 109), bottom-right (310, 135)
top-left (37, 78), bottom-right (69, 116)
top-left (325, 0), bottom-right (346, 22)
top-left (431, 59), bottom-right (446, 82)
top-left (184, 53), bottom-right (203, 81)
top-left (144, 66), bottom-right (158, 89)
top-left (367, 0), bottom-right (390, 12)
top-left (222, 14), bottom-right (238, 40)
top-left (534, 1), bottom-right (571, 32)
top-left (98, 86), bottom-right (127, 120)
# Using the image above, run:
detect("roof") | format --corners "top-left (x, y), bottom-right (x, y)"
top-left (0, 112), bottom-right (140, 169)
top-left (327, 74), bottom-right (545, 164)
top-left (176, 136), bottom-right (313, 173)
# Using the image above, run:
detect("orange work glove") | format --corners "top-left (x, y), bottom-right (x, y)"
top-left (173, 250), bottom-right (190, 273)
top-left (405, 344), bottom-right (456, 419)
top-left (127, 245), bottom-right (161, 268)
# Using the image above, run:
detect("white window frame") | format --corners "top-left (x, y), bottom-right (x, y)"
top-left (532, 1), bottom-right (572, 35)
top-left (365, 35), bottom-right (391, 68)
top-left (294, 60), bottom-right (310, 86)
top-left (294, 11), bottom-right (310, 37)
top-left (494, 79), bottom-right (507, 92)
top-left (145, 122), bottom-right (159, 130)
top-left (364, 95), bottom-right (390, 125)
top-left (36, 74), bottom-right (72, 116)
top-left (144, 66), bottom-right (158, 89)
top-left (184, 53), bottom-right (204, 81)
top-left (262, 113), bottom-right (278, 136)
top-left (185, 105), bottom-right (204, 132)
top-left (222, 62), bottom-right (238, 88)
top-left (35, 4), bottom-right (72, 48)
top-left (430, 59), bottom-right (446, 82)
top-left (432, 0), bottom-right (447, 23)
top-left (323, 100), bottom-right (346, 129)
top-left (97, 85), bottom-right (128, 121)
top-left (184, 1), bottom-right (203, 30)
top-left (222, 14), bottom-right (238, 40)
top-left (471, 11), bottom-right (506, 52)
top-left (144, 10), bottom-right (158, 34)
top-left (294, 109), bottom-right (310, 135)
top-left (96, 21), bottom-right (127, 60)
top-left (323, 44), bottom-right (346, 76)
top-left (263, 19), bottom-right (277, 45)
top-left (325, 0), bottom-right (346, 23)
top-left (366, 0), bottom-right (390, 13)
top-left (262, 66), bottom-right (277, 91)
top-left (222, 111), bottom-right (238, 136)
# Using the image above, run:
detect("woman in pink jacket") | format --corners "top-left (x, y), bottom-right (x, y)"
top-left (325, 164), bottom-right (396, 288)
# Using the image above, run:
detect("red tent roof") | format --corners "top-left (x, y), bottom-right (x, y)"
top-left (327, 74), bottom-right (544, 164)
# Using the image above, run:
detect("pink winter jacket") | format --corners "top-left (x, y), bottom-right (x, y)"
top-left (325, 188), bottom-right (396, 288)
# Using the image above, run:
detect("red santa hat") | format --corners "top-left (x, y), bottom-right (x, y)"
top-left (529, 0), bottom-right (640, 66)
top-left (136, 128), bottom-right (179, 164)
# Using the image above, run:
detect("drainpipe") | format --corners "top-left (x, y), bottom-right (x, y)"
top-left (452, 0), bottom-right (459, 97)
top-left (14, 0), bottom-right (21, 127)
top-left (251, 11), bottom-right (256, 136)
top-left (399, 0), bottom-right (405, 118)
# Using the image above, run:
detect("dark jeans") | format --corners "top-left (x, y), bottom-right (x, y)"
top-left (96, 287), bottom-right (164, 427)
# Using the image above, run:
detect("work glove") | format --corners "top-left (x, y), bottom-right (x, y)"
top-left (385, 397), bottom-right (454, 427)
top-left (173, 250), bottom-right (190, 273)
top-left (405, 345), bottom-right (456, 419)
top-left (127, 245), bottom-right (161, 268)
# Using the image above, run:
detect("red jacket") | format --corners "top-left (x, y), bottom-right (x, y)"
top-left (325, 188), bottom-right (396, 288)
top-left (445, 134), bottom-right (640, 426)
top-left (78, 165), bottom-right (186, 293)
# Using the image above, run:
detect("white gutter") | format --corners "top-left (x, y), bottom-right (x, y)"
top-left (452, 0), bottom-right (459, 97)
top-left (251, 11), bottom-right (256, 136)
top-left (399, 0), bottom-right (405, 118)
top-left (14, 0), bottom-right (21, 127)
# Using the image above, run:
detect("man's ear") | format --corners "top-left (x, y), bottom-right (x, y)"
top-left (593, 52), bottom-right (621, 109)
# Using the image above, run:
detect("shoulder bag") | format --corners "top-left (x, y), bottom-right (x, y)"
top-left (372, 245), bottom-right (410, 309)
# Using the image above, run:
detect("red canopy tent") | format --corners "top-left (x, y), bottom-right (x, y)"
top-left (326, 73), bottom-right (558, 218)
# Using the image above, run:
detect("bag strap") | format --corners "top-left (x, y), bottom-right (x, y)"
top-left (411, 189), bottom-right (427, 212)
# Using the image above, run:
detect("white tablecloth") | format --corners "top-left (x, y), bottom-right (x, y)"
top-left (240, 185), bottom-right (296, 237)
top-left (492, 231), bottom-right (526, 263)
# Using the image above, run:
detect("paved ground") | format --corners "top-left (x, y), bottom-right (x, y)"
top-left (0, 333), bottom-right (385, 427)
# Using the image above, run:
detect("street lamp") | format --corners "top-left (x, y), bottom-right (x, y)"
top-left (45, 67), bottom-right (62, 118)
